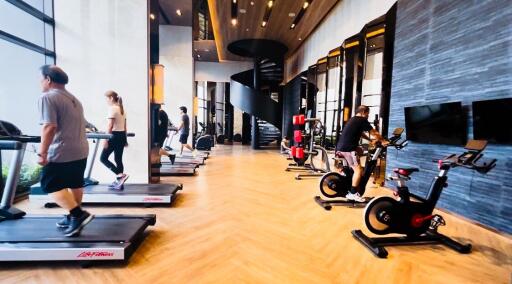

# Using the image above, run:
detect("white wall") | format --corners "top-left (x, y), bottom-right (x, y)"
top-left (285, 0), bottom-right (396, 82)
top-left (159, 25), bottom-right (194, 149)
top-left (54, 0), bottom-right (149, 183)
top-left (195, 61), bottom-right (253, 82)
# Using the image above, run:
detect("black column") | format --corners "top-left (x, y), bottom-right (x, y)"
top-left (355, 29), bottom-right (367, 109)
top-left (242, 112), bottom-right (251, 145)
top-left (251, 59), bottom-right (260, 149)
top-left (224, 82), bottom-right (234, 142)
top-left (380, 3), bottom-right (397, 137)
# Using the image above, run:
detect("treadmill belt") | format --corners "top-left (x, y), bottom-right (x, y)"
top-left (85, 183), bottom-right (181, 195)
top-left (0, 217), bottom-right (149, 242)
top-left (161, 158), bottom-right (204, 165)
top-left (153, 167), bottom-right (195, 176)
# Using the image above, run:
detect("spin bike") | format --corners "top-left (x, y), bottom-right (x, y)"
top-left (315, 128), bottom-right (407, 210)
top-left (352, 139), bottom-right (496, 258)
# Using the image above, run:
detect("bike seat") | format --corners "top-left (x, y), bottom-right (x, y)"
top-left (394, 167), bottom-right (419, 176)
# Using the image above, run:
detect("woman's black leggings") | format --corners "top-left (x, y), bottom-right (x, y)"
top-left (100, 131), bottom-right (127, 175)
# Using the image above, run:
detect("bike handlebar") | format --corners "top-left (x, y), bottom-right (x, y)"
top-left (435, 152), bottom-right (496, 173)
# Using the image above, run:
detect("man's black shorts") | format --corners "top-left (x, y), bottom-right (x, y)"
top-left (40, 158), bottom-right (87, 193)
top-left (179, 133), bottom-right (189, 144)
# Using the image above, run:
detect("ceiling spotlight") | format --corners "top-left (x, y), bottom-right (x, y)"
top-left (290, 0), bottom-right (312, 31)
top-left (205, 49), bottom-right (210, 52)
top-left (298, 37), bottom-right (302, 41)
top-left (240, 9), bottom-right (246, 14)
top-left (231, 0), bottom-right (238, 27)
top-left (289, 13), bottom-right (296, 17)
top-left (250, 1), bottom-right (254, 5)
top-left (246, 28), bottom-right (249, 31)
top-left (176, 9), bottom-right (182, 16)
top-left (197, 54), bottom-right (201, 58)
top-left (267, 1), bottom-right (273, 8)
top-left (261, 21), bottom-right (267, 27)
top-left (149, 13), bottom-right (155, 20)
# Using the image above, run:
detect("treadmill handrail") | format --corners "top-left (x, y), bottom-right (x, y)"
top-left (86, 132), bottom-right (135, 140)
top-left (0, 135), bottom-right (41, 144)
top-left (0, 140), bottom-right (23, 150)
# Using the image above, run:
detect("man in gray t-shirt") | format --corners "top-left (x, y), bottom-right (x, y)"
top-left (37, 65), bottom-right (93, 237)
top-left (39, 89), bottom-right (89, 162)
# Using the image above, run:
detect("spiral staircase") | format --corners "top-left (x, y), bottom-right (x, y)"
top-left (228, 39), bottom-right (288, 149)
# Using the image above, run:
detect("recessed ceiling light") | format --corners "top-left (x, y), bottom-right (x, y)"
top-left (261, 21), bottom-right (267, 27)
top-left (205, 49), bottom-right (210, 52)
top-left (149, 13), bottom-right (155, 20)
top-left (298, 37), bottom-right (302, 41)
top-left (250, 1), bottom-right (254, 5)
top-left (289, 13), bottom-right (296, 17)
top-left (303, 1), bottom-right (310, 9)
top-left (267, 1), bottom-right (273, 8)
top-left (290, 23), bottom-right (296, 29)
top-left (176, 9), bottom-right (182, 16)
top-left (231, 18), bottom-right (238, 26)
top-left (246, 28), bottom-right (249, 31)
top-left (197, 54), bottom-right (201, 58)
top-left (240, 9), bottom-right (246, 14)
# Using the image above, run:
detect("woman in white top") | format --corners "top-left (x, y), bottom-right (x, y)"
top-left (100, 90), bottom-right (129, 189)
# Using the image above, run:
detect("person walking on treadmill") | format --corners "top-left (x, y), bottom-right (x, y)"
top-left (37, 65), bottom-right (94, 237)
top-left (156, 107), bottom-right (176, 163)
top-left (100, 91), bottom-right (129, 190)
top-left (177, 106), bottom-right (197, 157)
top-left (336, 105), bottom-right (386, 202)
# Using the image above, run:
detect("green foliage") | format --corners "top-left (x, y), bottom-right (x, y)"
top-left (1, 164), bottom-right (42, 192)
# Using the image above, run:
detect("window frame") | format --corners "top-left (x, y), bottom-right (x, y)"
top-left (1, 0), bottom-right (56, 59)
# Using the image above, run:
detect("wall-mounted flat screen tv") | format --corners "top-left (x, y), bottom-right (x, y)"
top-left (473, 98), bottom-right (512, 144)
top-left (404, 102), bottom-right (466, 145)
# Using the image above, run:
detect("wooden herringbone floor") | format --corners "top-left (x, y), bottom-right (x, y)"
top-left (1, 145), bottom-right (511, 284)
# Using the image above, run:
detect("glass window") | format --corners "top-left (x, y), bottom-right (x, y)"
top-left (325, 60), bottom-right (340, 140)
top-left (362, 35), bottom-right (385, 130)
top-left (0, 1), bottom-right (46, 46)
top-left (44, 0), bottom-right (53, 16)
top-left (0, 40), bottom-right (46, 136)
top-left (44, 22), bottom-right (54, 51)
top-left (20, 0), bottom-right (53, 17)
top-left (315, 72), bottom-right (326, 122)
top-left (0, 0), bottom-right (54, 197)
top-left (21, 0), bottom-right (43, 11)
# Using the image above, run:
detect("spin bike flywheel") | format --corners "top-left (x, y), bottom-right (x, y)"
top-left (363, 196), bottom-right (399, 235)
top-left (319, 172), bottom-right (351, 198)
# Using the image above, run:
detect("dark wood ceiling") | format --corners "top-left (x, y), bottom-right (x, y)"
top-left (208, 0), bottom-right (339, 61)
top-left (159, 0), bottom-right (193, 26)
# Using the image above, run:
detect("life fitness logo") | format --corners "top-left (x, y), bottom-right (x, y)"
top-left (77, 251), bottom-right (114, 258)
top-left (143, 197), bottom-right (164, 202)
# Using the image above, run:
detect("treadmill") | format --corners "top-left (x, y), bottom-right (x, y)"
top-left (163, 122), bottom-right (210, 160)
top-left (153, 163), bottom-right (197, 176)
top-left (0, 127), bottom-right (155, 265)
top-left (160, 155), bottom-right (204, 166)
top-left (31, 131), bottom-right (182, 207)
